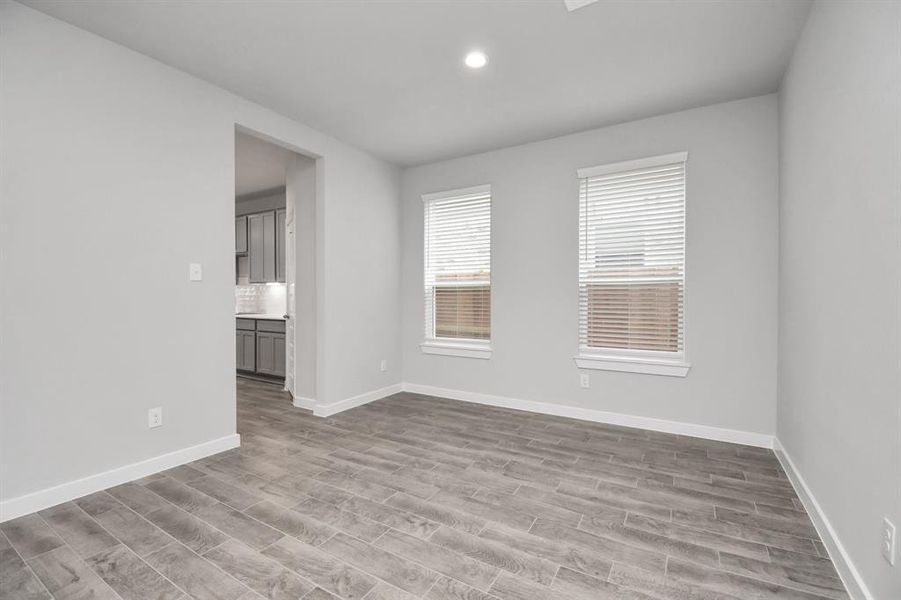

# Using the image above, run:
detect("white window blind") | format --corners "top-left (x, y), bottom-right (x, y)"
top-left (423, 185), bottom-right (491, 344)
top-left (578, 152), bottom-right (686, 357)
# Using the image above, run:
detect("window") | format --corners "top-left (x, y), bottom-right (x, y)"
top-left (575, 152), bottom-right (690, 376)
top-left (421, 184), bottom-right (491, 359)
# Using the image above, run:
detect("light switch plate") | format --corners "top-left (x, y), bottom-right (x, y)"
top-left (189, 263), bottom-right (203, 281)
top-left (579, 373), bottom-right (590, 388)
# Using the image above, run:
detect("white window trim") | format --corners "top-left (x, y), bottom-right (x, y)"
top-left (421, 184), bottom-right (491, 203)
top-left (421, 339), bottom-right (492, 359)
top-left (575, 151), bottom-right (690, 377)
top-left (421, 184), bottom-right (492, 359)
top-left (576, 151), bottom-right (688, 179)
top-left (574, 348), bottom-right (691, 377)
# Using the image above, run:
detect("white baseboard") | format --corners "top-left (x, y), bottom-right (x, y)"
top-left (0, 433), bottom-right (240, 523)
top-left (310, 380), bottom-right (772, 448)
top-left (313, 383), bottom-right (403, 418)
top-left (401, 383), bottom-right (774, 449)
top-left (293, 396), bottom-right (316, 410)
top-left (773, 439), bottom-right (873, 600)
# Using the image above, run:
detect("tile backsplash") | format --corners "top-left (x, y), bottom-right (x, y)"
top-left (236, 283), bottom-right (286, 315)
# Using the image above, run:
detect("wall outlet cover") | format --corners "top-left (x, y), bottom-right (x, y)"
top-left (579, 373), bottom-right (590, 388)
top-left (189, 263), bottom-right (203, 281)
top-left (148, 407), bottom-right (162, 429)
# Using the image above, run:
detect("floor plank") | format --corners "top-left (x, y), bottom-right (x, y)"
top-left (374, 528), bottom-right (499, 590)
top-left (144, 542), bottom-right (248, 600)
top-left (27, 545), bottom-right (120, 600)
top-left (320, 532), bottom-right (439, 596)
top-left (86, 544), bottom-right (183, 600)
top-left (37, 503), bottom-right (118, 559)
top-left (1, 515), bottom-right (64, 560)
top-left (202, 538), bottom-right (315, 600)
top-left (0, 533), bottom-right (52, 600)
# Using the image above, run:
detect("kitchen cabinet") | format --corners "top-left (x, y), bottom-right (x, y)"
top-left (276, 208), bottom-right (286, 282)
top-left (272, 334), bottom-right (286, 377)
top-left (236, 318), bottom-right (285, 379)
top-left (238, 209), bottom-right (284, 283)
top-left (248, 211), bottom-right (276, 283)
top-left (236, 330), bottom-right (255, 371)
top-left (235, 216), bottom-right (248, 254)
top-left (255, 331), bottom-right (286, 377)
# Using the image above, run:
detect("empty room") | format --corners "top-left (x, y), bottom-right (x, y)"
top-left (1, 1), bottom-right (898, 599)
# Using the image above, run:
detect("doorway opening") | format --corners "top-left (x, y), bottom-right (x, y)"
top-left (233, 127), bottom-right (318, 409)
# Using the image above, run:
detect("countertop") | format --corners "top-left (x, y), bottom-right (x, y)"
top-left (236, 313), bottom-right (286, 321)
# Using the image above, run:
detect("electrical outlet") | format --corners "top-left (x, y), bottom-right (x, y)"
top-left (380, 359), bottom-right (387, 372)
top-left (189, 263), bottom-right (203, 281)
top-left (579, 373), bottom-right (590, 388)
top-left (883, 518), bottom-right (896, 566)
top-left (148, 407), bottom-right (162, 429)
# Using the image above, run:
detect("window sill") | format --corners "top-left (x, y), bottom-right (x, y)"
top-left (574, 353), bottom-right (690, 377)
top-left (421, 340), bottom-right (492, 359)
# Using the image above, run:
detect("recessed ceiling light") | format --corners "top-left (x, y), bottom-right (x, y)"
top-left (464, 51), bottom-right (488, 69)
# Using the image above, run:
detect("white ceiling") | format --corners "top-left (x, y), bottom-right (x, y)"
top-left (24, 0), bottom-right (812, 167)
top-left (235, 131), bottom-right (292, 197)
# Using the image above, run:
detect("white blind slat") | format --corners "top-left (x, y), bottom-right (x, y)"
top-left (579, 156), bottom-right (686, 354)
top-left (424, 187), bottom-right (491, 342)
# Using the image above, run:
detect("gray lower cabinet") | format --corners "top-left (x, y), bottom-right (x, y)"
top-left (272, 333), bottom-right (286, 377)
top-left (255, 331), bottom-right (286, 377)
top-left (276, 208), bottom-right (286, 282)
top-left (235, 215), bottom-right (248, 254)
top-left (236, 318), bottom-right (285, 378)
top-left (236, 330), bottom-right (255, 371)
top-left (248, 212), bottom-right (276, 283)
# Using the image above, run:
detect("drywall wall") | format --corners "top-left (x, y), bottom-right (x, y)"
top-left (235, 189), bottom-right (286, 216)
top-left (0, 1), bottom-right (401, 512)
top-left (401, 95), bottom-right (779, 436)
top-left (288, 154), bottom-right (319, 403)
top-left (778, 2), bottom-right (901, 598)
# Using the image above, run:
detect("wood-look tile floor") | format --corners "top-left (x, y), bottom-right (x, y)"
top-left (1, 378), bottom-right (849, 600)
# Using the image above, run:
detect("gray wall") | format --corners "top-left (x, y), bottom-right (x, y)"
top-left (0, 2), bottom-right (402, 504)
top-left (778, 2), bottom-right (901, 598)
top-left (288, 155), bottom-right (319, 402)
top-left (235, 190), bottom-right (286, 216)
top-left (401, 95), bottom-right (779, 435)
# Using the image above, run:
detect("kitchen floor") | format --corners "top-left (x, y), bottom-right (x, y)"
top-left (1, 378), bottom-right (847, 600)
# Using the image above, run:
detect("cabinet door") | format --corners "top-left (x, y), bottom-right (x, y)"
top-left (248, 212), bottom-right (276, 283)
top-left (276, 208), bottom-right (286, 282)
top-left (235, 216), bottom-right (248, 254)
top-left (255, 332), bottom-right (274, 375)
top-left (243, 332), bottom-right (256, 371)
top-left (271, 333), bottom-right (286, 377)
top-left (236, 331), bottom-right (255, 371)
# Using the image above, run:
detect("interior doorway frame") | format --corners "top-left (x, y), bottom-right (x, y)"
top-left (233, 123), bottom-right (324, 409)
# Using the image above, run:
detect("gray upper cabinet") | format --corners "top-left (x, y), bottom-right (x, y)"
top-left (235, 215), bottom-right (248, 254)
top-left (276, 208), bottom-right (286, 283)
top-left (248, 211), bottom-right (276, 283)
top-left (238, 208), bottom-right (284, 284)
